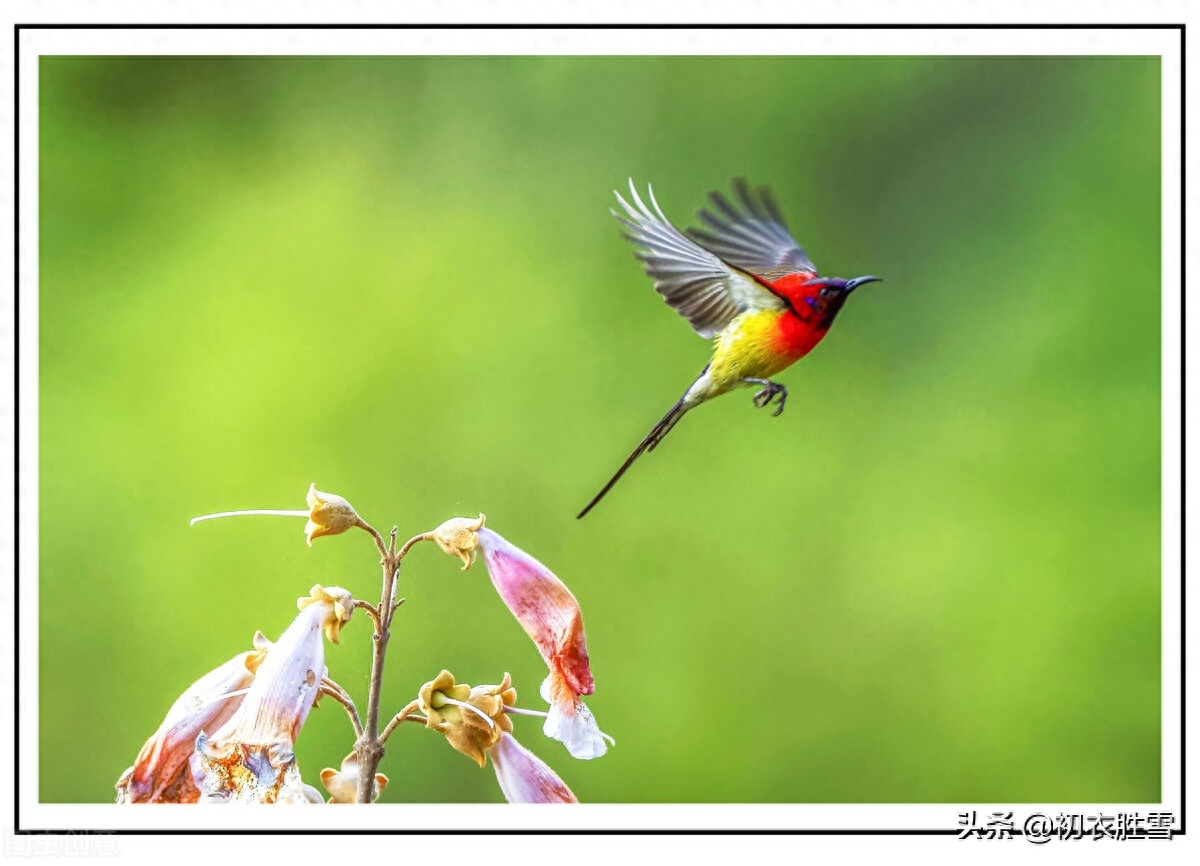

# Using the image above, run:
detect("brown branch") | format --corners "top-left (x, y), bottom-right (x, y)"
top-left (397, 531), bottom-right (434, 561)
top-left (353, 599), bottom-right (381, 631)
top-left (353, 528), bottom-right (398, 803)
top-left (349, 525), bottom-right (438, 802)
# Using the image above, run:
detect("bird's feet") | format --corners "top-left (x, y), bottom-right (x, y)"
top-left (742, 378), bottom-right (788, 417)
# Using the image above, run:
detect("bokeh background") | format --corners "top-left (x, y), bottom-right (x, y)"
top-left (38, 55), bottom-right (1160, 804)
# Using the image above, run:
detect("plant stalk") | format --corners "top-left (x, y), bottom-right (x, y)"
top-left (353, 527), bottom-right (431, 803)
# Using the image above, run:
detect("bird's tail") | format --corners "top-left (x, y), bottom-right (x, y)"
top-left (576, 397), bottom-right (691, 519)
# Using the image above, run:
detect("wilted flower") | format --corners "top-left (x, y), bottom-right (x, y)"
top-left (490, 732), bottom-right (579, 804)
top-left (431, 514), bottom-right (486, 570)
top-left (116, 637), bottom-right (269, 803)
top-left (320, 752), bottom-right (389, 804)
top-left (305, 483), bottom-right (361, 546)
top-left (299, 584), bottom-right (354, 644)
top-left (190, 585), bottom-right (353, 803)
top-left (476, 528), bottom-right (610, 759)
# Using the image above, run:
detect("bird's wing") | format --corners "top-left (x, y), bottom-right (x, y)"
top-left (614, 180), bottom-right (785, 339)
top-left (685, 177), bottom-right (818, 281)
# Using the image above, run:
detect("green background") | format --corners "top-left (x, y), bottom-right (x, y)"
top-left (38, 56), bottom-right (1161, 804)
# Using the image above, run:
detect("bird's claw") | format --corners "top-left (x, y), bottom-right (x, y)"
top-left (751, 382), bottom-right (787, 416)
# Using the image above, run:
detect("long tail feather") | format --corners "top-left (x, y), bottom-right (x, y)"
top-left (576, 399), bottom-right (690, 519)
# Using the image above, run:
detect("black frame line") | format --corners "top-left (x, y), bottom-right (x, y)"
top-left (11, 21), bottom-right (1185, 838)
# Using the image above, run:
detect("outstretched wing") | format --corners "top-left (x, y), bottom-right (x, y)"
top-left (613, 180), bottom-right (785, 339)
top-left (686, 177), bottom-right (817, 281)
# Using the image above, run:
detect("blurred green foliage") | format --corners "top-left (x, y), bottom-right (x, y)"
top-left (38, 55), bottom-right (1160, 804)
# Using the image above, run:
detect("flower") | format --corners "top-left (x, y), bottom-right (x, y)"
top-left (489, 732), bottom-right (579, 804)
top-left (304, 483), bottom-right (361, 546)
top-left (475, 529), bottom-right (610, 759)
top-left (115, 638), bottom-right (268, 803)
top-left (320, 752), bottom-right (389, 804)
top-left (431, 514), bottom-right (486, 570)
top-left (190, 585), bottom-right (354, 803)
top-left (416, 671), bottom-right (577, 803)
top-left (418, 670), bottom-right (516, 767)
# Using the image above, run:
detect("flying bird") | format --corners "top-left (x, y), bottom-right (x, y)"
top-left (577, 177), bottom-right (880, 519)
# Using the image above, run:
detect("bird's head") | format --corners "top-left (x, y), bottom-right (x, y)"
top-left (798, 274), bottom-right (881, 322)
top-left (808, 275), bottom-right (882, 295)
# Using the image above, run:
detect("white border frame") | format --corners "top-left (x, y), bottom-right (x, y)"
top-left (4, 15), bottom-right (1185, 848)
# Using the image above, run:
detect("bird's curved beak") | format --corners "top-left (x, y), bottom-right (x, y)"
top-left (844, 275), bottom-right (882, 292)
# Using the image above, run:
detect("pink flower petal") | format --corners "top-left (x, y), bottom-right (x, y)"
top-left (477, 528), bottom-right (594, 700)
top-left (476, 529), bottom-right (613, 758)
top-left (116, 650), bottom-right (258, 803)
top-left (206, 600), bottom-right (327, 748)
top-left (489, 732), bottom-right (579, 803)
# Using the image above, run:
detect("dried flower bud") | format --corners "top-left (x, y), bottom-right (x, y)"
top-left (304, 483), bottom-right (361, 546)
top-left (320, 753), bottom-right (389, 804)
top-left (431, 513), bottom-right (486, 570)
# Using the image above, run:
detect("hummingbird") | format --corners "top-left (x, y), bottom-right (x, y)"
top-left (577, 177), bottom-right (880, 519)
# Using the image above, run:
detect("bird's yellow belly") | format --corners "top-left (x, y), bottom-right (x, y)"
top-left (707, 310), bottom-right (797, 393)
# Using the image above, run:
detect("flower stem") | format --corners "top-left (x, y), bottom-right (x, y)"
top-left (378, 699), bottom-right (421, 745)
top-left (356, 519), bottom-right (390, 560)
top-left (353, 525), bottom-right (434, 803)
top-left (353, 599), bottom-right (381, 632)
top-left (398, 531), bottom-right (435, 560)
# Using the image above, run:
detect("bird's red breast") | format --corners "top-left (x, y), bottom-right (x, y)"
top-left (764, 273), bottom-right (833, 361)
top-left (773, 306), bottom-right (830, 360)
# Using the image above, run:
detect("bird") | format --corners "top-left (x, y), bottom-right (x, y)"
top-left (577, 177), bottom-right (881, 519)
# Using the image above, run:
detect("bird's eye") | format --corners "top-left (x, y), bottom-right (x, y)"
top-left (819, 288), bottom-right (832, 298)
